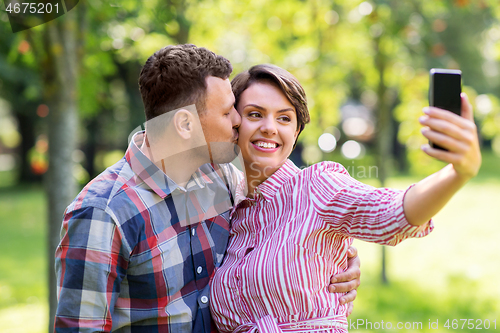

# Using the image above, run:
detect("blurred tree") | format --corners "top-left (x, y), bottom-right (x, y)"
top-left (0, 23), bottom-right (43, 183)
top-left (1, 14), bottom-right (81, 328)
top-left (41, 7), bottom-right (81, 330)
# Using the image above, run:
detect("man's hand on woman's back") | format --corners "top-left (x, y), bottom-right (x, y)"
top-left (328, 246), bottom-right (361, 317)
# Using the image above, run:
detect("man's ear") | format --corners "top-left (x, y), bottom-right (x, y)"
top-left (173, 109), bottom-right (194, 139)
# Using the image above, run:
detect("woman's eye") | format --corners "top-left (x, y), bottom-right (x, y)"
top-left (279, 116), bottom-right (291, 122)
top-left (248, 112), bottom-right (261, 118)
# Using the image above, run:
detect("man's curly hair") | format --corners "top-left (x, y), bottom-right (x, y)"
top-left (139, 44), bottom-right (232, 121)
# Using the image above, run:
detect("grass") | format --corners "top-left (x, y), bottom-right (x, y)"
top-left (350, 177), bottom-right (500, 332)
top-left (0, 184), bottom-right (47, 332)
top-left (0, 151), bottom-right (498, 332)
top-left (349, 275), bottom-right (499, 332)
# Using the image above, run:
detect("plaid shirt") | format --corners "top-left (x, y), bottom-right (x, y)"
top-left (55, 131), bottom-right (242, 333)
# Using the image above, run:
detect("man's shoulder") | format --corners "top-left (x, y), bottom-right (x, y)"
top-left (198, 163), bottom-right (243, 182)
top-left (215, 162), bottom-right (244, 180)
top-left (65, 157), bottom-right (138, 215)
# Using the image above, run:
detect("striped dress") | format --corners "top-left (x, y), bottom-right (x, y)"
top-left (210, 159), bottom-right (433, 333)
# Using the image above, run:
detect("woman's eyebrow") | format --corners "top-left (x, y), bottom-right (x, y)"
top-left (244, 104), bottom-right (266, 111)
top-left (276, 108), bottom-right (295, 113)
top-left (243, 104), bottom-right (294, 113)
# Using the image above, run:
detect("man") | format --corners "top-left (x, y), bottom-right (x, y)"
top-left (54, 44), bottom-right (360, 332)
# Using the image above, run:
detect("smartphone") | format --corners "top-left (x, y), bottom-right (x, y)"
top-left (428, 68), bottom-right (462, 150)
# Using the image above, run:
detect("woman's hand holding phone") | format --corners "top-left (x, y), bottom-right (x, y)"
top-left (402, 93), bottom-right (481, 226)
top-left (419, 93), bottom-right (482, 181)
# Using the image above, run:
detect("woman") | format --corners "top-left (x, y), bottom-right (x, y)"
top-left (210, 64), bottom-right (481, 332)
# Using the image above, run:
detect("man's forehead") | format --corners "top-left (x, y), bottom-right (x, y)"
top-left (205, 76), bottom-right (234, 105)
top-left (206, 76), bottom-right (230, 91)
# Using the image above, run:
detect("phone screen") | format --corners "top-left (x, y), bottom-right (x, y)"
top-left (429, 69), bottom-right (462, 115)
top-left (428, 69), bottom-right (462, 150)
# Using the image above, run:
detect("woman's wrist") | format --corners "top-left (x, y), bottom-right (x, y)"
top-left (447, 163), bottom-right (473, 186)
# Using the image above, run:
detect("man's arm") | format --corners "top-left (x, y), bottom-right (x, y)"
top-left (55, 207), bottom-right (128, 332)
top-left (328, 246), bottom-right (360, 316)
top-left (404, 93), bottom-right (482, 226)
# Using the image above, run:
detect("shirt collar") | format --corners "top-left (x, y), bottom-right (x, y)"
top-left (125, 131), bottom-right (211, 198)
top-left (257, 159), bottom-right (300, 201)
top-left (234, 159), bottom-right (300, 205)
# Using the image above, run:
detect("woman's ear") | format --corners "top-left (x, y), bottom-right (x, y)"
top-left (292, 126), bottom-right (302, 149)
top-left (294, 127), bottom-right (301, 141)
top-left (173, 109), bottom-right (193, 139)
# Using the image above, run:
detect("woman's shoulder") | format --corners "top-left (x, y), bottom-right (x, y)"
top-left (274, 160), bottom-right (352, 194)
top-left (297, 161), bottom-right (350, 180)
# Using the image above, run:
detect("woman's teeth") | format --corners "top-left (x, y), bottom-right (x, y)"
top-left (255, 142), bottom-right (277, 149)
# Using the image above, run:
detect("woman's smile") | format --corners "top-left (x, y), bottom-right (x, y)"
top-left (236, 81), bottom-right (299, 186)
top-left (251, 139), bottom-right (281, 152)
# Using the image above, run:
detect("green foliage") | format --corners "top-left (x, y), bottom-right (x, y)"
top-left (3, 0), bottom-right (500, 178)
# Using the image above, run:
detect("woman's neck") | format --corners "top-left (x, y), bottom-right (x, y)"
top-left (244, 170), bottom-right (265, 199)
top-left (243, 160), bottom-right (285, 198)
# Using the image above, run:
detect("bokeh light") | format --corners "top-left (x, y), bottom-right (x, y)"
top-left (475, 94), bottom-right (493, 115)
top-left (342, 117), bottom-right (369, 137)
top-left (358, 2), bottom-right (373, 16)
top-left (318, 133), bottom-right (337, 153)
top-left (36, 104), bottom-right (49, 118)
top-left (301, 144), bottom-right (322, 165)
top-left (341, 140), bottom-right (364, 159)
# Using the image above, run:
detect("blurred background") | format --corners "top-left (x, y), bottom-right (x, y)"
top-left (1, 0), bottom-right (499, 332)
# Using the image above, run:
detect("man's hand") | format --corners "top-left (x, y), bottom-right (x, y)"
top-left (419, 93), bottom-right (482, 181)
top-left (328, 246), bottom-right (361, 317)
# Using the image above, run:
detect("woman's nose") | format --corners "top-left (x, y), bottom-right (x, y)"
top-left (260, 116), bottom-right (277, 135)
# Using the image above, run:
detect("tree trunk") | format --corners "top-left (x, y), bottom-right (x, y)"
top-left (374, 35), bottom-right (393, 285)
top-left (82, 117), bottom-right (98, 177)
top-left (44, 9), bottom-right (79, 332)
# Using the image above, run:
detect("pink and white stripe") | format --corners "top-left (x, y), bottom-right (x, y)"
top-left (210, 159), bottom-right (433, 333)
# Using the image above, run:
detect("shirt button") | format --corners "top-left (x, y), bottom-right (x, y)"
top-left (197, 266), bottom-right (203, 274)
top-left (192, 228), bottom-right (196, 236)
top-left (201, 296), bottom-right (208, 304)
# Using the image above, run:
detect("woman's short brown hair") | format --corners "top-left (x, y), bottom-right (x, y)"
top-left (231, 64), bottom-right (310, 146)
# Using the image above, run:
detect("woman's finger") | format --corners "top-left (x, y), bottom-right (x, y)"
top-left (460, 93), bottom-right (474, 122)
top-left (421, 144), bottom-right (462, 164)
top-left (423, 107), bottom-right (475, 131)
top-left (419, 116), bottom-right (473, 143)
top-left (420, 128), bottom-right (469, 154)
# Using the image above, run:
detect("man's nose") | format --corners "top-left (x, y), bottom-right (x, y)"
top-left (231, 106), bottom-right (241, 129)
